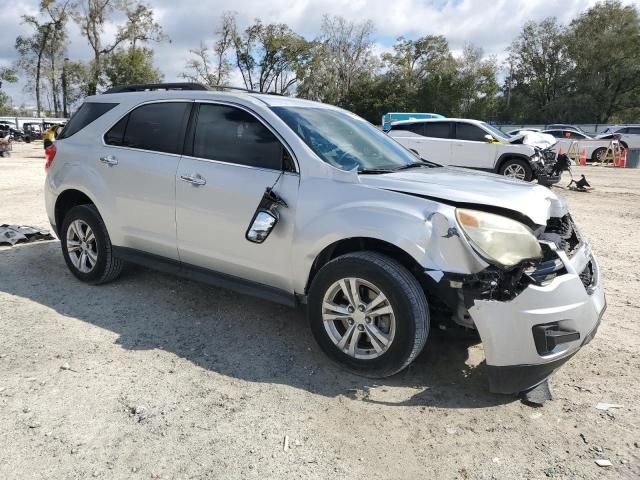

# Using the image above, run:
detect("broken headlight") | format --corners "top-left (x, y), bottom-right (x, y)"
top-left (455, 209), bottom-right (542, 268)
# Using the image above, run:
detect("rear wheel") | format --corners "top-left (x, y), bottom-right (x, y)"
top-left (60, 204), bottom-right (123, 284)
top-left (499, 158), bottom-right (533, 181)
top-left (308, 251), bottom-right (429, 378)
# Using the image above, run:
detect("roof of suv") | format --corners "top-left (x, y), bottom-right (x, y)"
top-left (390, 118), bottom-right (485, 127)
top-left (85, 89), bottom-right (335, 110)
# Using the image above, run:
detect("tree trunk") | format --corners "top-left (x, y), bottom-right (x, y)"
top-left (35, 54), bottom-right (42, 117)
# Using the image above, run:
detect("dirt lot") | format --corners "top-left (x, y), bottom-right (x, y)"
top-left (1, 142), bottom-right (639, 479)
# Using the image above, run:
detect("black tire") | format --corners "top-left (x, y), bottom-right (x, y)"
top-left (308, 251), bottom-right (429, 378)
top-left (60, 204), bottom-right (124, 285)
top-left (498, 158), bottom-right (533, 182)
top-left (591, 147), bottom-right (606, 162)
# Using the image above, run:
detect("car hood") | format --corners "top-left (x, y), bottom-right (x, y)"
top-left (509, 131), bottom-right (557, 149)
top-left (359, 167), bottom-right (567, 226)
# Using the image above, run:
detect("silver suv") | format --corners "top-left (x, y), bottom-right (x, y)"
top-left (44, 83), bottom-right (606, 397)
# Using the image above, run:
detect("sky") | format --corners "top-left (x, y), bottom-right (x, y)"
top-left (0, 0), bottom-right (635, 109)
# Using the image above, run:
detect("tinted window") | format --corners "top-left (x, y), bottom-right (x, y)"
top-left (424, 122), bottom-right (450, 139)
top-left (546, 130), bottom-right (564, 138)
top-left (391, 123), bottom-right (424, 135)
top-left (104, 115), bottom-right (128, 146)
top-left (627, 127), bottom-right (640, 134)
top-left (106, 102), bottom-right (191, 154)
top-left (456, 123), bottom-right (487, 142)
top-left (58, 102), bottom-right (117, 139)
top-left (193, 104), bottom-right (283, 170)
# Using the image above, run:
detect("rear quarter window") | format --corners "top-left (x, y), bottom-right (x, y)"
top-left (57, 102), bottom-right (118, 139)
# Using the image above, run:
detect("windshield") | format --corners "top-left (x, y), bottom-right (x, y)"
top-left (272, 106), bottom-right (426, 172)
top-left (480, 122), bottom-right (510, 142)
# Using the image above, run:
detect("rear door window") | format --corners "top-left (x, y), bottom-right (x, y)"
top-left (424, 122), bottom-right (451, 139)
top-left (627, 127), bottom-right (640, 134)
top-left (391, 123), bottom-right (425, 135)
top-left (105, 102), bottom-right (191, 154)
top-left (58, 102), bottom-right (118, 139)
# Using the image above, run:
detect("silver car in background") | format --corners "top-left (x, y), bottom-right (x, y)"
top-left (44, 83), bottom-right (606, 398)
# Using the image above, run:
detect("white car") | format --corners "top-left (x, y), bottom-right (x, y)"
top-left (596, 125), bottom-right (640, 150)
top-left (387, 118), bottom-right (557, 183)
top-left (507, 128), bottom-right (541, 136)
top-left (542, 129), bottom-right (620, 162)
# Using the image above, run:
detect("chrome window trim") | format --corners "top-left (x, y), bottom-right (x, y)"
top-left (100, 98), bottom-right (300, 173)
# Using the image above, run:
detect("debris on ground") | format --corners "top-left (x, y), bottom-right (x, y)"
top-left (595, 459), bottom-right (613, 467)
top-left (520, 380), bottom-right (553, 406)
top-left (595, 403), bottom-right (623, 411)
top-left (0, 224), bottom-right (53, 246)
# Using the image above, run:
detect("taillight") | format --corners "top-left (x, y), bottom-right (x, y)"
top-left (44, 144), bottom-right (57, 172)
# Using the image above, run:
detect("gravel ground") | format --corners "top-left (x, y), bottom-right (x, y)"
top-left (1, 142), bottom-right (639, 479)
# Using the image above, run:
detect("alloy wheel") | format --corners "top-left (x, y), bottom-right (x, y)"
top-left (503, 163), bottom-right (526, 180)
top-left (321, 277), bottom-right (396, 359)
top-left (66, 220), bottom-right (98, 273)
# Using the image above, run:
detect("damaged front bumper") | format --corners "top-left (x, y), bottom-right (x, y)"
top-left (467, 242), bottom-right (606, 394)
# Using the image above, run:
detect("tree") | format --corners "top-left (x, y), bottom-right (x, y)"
top-left (232, 20), bottom-right (311, 94)
top-left (505, 18), bottom-right (570, 122)
top-left (383, 35), bottom-right (453, 89)
top-left (297, 15), bottom-right (376, 104)
top-left (454, 44), bottom-right (499, 118)
top-left (14, 1), bottom-right (69, 117)
top-left (565, 0), bottom-right (640, 122)
top-left (104, 47), bottom-right (162, 86)
top-left (0, 69), bottom-right (18, 115)
top-left (74, 1), bottom-right (164, 95)
top-left (182, 12), bottom-right (236, 87)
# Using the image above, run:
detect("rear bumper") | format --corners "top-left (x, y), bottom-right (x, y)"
top-left (468, 242), bottom-right (606, 394)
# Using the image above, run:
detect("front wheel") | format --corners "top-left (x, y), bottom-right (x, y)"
top-left (308, 251), bottom-right (429, 378)
top-left (499, 158), bottom-right (533, 181)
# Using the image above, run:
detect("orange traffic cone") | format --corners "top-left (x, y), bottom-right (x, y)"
top-left (579, 149), bottom-right (587, 166)
top-left (619, 149), bottom-right (627, 168)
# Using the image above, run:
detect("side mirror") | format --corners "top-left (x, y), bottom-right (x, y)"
top-left (484, 134), bottom-right (495, 143)
top-left (245, 187), bottom-right (288, 244)
top-left (246, 209), bottom-right (278, 243)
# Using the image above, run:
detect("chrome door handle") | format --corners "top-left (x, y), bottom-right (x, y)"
top-left (100, 155), bottom-right (118, 166)
top-left (180, 174), bottom-right (206, 186)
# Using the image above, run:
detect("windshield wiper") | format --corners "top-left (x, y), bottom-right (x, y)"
top-left (395, 159), bottom-right (439, 170)
top-left (358, 168), bottom-right (395, 174)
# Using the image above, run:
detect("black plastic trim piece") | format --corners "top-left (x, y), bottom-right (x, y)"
top-left (532, 324), bottom-right (580, 355)
top-left (112, 246), bottom-right (296, 307)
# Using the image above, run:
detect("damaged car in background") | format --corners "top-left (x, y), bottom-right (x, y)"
top-left (44, 83), bottom-right (606, 401)
top-left (386, 118), bottom-right (561, 186)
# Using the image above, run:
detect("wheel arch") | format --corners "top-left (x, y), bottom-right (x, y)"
top-left (54, 189), bottom-right (99, 235)
top-left (305, 237), bottom-right (425, 295)
top-left (496, 153), bottom-right (532, 173)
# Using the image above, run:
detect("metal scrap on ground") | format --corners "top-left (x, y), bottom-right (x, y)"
top-left (0, 224), bottom-right (54, 246)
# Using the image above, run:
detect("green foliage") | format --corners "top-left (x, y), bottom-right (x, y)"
top-left (104, 47), bottom-right (162, 87)
top-left (504, 1), bottom-right (640, 123)
top-left (0, 67), bottom-right (18, 84)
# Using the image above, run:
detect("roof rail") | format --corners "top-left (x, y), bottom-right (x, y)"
top-left (103, 82), bottom-right (209, 94)
top-left (209, 85), bottom-right (284, 96)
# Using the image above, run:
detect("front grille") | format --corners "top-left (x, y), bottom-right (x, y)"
top-left (541, 214), bottom-right (581, 257)
top-left (580, 260), bottom-right (595, 290)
